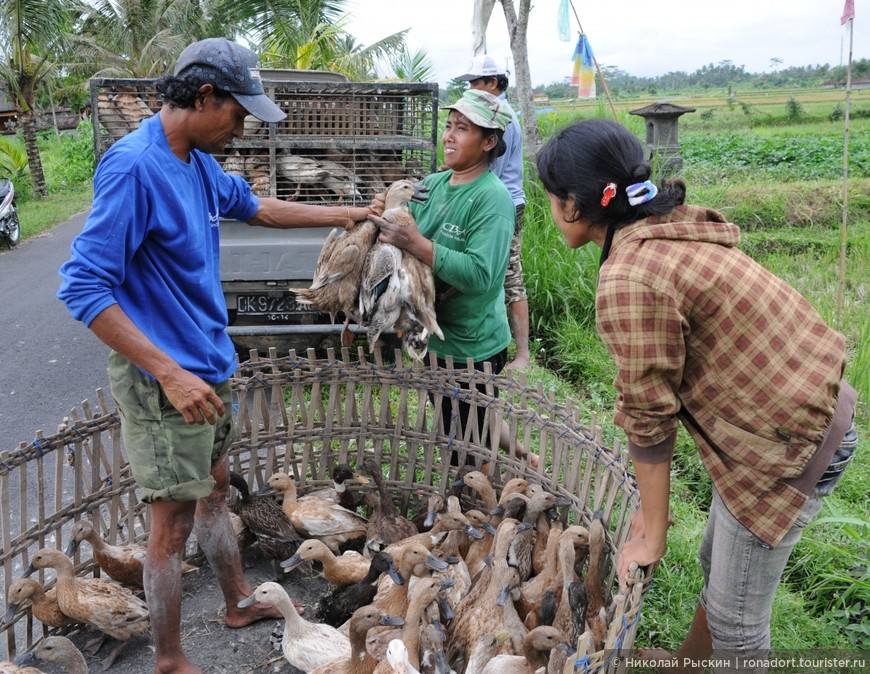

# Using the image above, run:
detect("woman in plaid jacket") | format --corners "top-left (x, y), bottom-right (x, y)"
top-left (535, 118), bottom-right (857, 673)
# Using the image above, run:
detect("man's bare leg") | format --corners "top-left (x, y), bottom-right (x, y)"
top-left (194, 455), bottom-right (281, 627)
top-left (504, 299), bottom-right (531, 372)
top-left (145, 499), bottom-right (201, 674)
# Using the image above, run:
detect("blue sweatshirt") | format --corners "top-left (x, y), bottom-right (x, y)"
top-left (58, 114), bottom-right (259, 383)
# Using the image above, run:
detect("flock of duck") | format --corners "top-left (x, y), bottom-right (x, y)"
top-left (295, 179), bottom-right (443, 361)
top-left (1, 459), bottom-right (619, 674)
top-left (230, 459), bottom-right (617, 674)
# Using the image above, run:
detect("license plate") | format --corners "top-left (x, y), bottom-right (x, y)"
top-left (236, 293), bottom-right (310, 318)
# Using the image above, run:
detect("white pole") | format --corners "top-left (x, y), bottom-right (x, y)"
top-left (837, 17), bottom-right (854, 328)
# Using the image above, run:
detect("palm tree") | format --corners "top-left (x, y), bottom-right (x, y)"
top-left (69, 0), bottom-right (216, 78)
top-left (0, 0), bottom-right (80, 199)
top-left (222, 0), bottom-right (408, 81)
top-left (388, 46), bottom-right (434, 84)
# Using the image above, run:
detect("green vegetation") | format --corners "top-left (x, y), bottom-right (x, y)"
top-left (522, 93), bottom-right (869, 652)
top-left (681, 133), bottom-right (870, 183)
top-left (2, 125), bottom-right (95, 238)
top-left (538, 58), bottom-right (870, 100)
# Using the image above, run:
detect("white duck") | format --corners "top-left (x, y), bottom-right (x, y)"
top-left (238, 581), bottom-right (351, 671)
top-left (386, 639), bottom-right (421, 674)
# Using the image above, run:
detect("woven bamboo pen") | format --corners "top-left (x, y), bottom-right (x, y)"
top-left (0, 349), bottom-right (652, 671)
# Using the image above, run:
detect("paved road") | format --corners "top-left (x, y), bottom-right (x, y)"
top-left (0, 211), bottom-right (111, 452)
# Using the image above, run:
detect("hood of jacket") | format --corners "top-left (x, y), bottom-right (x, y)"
top-left (610, 204), bottom-right (741, 252)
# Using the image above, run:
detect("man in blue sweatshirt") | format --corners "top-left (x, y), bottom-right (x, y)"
top-left (58, 38), bottom-right (374, 674)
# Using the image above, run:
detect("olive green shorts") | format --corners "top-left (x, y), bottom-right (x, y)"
top-left (108, 351), bottom-right (234, 503)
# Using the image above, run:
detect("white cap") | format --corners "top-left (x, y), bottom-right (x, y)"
top-left (454, 55), bottom-right (507, 81)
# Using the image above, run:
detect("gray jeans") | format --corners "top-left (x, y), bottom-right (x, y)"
top-left (698, 421), bottom-right (857, 673)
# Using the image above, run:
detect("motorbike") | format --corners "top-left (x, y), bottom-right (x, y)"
top-left (0, 178), bottom-right (20, 248)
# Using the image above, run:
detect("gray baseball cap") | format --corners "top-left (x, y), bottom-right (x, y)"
top-left (174, 38), bottom-right (286, 123)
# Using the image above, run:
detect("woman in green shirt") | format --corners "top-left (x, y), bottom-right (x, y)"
top-left (375, 89), bottom-right (518, 466)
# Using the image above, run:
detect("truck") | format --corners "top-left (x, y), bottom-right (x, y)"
top-left (89, 70), bottom-right (439, 355)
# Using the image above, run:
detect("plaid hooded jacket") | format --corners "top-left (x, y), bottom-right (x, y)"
top-left (597, 204), bottom-right (855, 548)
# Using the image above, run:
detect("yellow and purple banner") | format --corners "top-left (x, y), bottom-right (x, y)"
top-left (572, 34), bottom-right (596, 99)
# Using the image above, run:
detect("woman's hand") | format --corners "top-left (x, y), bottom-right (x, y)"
top-left (617, 535), bottom-right (666, 588)
top-left (370, 214), bottom-right (434, 268)
top-left (371, 214), bottom-right (417, 247)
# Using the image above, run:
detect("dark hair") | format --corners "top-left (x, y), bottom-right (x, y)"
top-left (536, 119), bottom-right (685, 231)
top-left (155, 73), bottom-right (234, 109)
top-left (472, 75), bottom-right (509, 93)
top-left (481, 127), bottom-right (507, 163)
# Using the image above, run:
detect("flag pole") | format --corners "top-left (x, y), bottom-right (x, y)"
top-left (837, 14), bottom-right (854, 328)
top-left (568, 0), bottom-right (619, 121)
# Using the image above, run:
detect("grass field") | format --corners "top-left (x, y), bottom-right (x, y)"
top-left (547, 86), bottom-right (870, 116)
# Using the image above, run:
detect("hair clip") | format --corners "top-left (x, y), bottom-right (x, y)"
top-left (600, 182), bottom-right (617, 207)
top-left (626, 180), bottom-right (659, 206)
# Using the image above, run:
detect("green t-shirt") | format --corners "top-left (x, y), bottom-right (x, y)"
top-left (410, 169), bottom-right (514, 361)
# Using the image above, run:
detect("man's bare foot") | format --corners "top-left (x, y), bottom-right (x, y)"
top-left (223, 599), bottom-right (301, 628)
top-left (154, 657), bottom-right (203, 674)
top-left (504, 355), bottom-right (530, 372)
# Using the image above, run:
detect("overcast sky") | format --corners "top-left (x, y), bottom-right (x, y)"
top-left (345, 0), bottom-right (868, 88)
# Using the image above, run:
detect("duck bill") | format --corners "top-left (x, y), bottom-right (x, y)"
top-left (2, 602), bottom-right (19, 626)
top-left (433, 647), bottom-right (452, 674)
top-left (516, 522), bottom-right (534, 533)
top-left (436, 595), bottom-right (454, 622)
top-left (64, 539), bottom-right (80, 558)
top-left (380, 613), bottom-right (405, 627)
top-left (489, 504), bottom-right (505, 517)
top-left (387, 562), bottom-right (405, 586)
top-left (280, 553), bottom-right (302, 571)
top-left (425, 554), bottom-right (449, 571)
top-left (236, 593), bottom-right (260, 609)
top-left (410, 183), bottom-right (430, 204)
top-left (351, 472), bottom-right (370, 485)
top-left (21, 563), bottom-right (36, 578)
top-left (464, 524), bottom-right (484, 539)
top-left (483, 521), bottom-right (498, 535)
top-left (12, 650), bottom-right (38, 667)
top-left (255, 484), bottom-right (276, 495)
top-left (423, 510), bottom-right (438, 528)
top-left (496, 583), bottom-right (512, 606)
